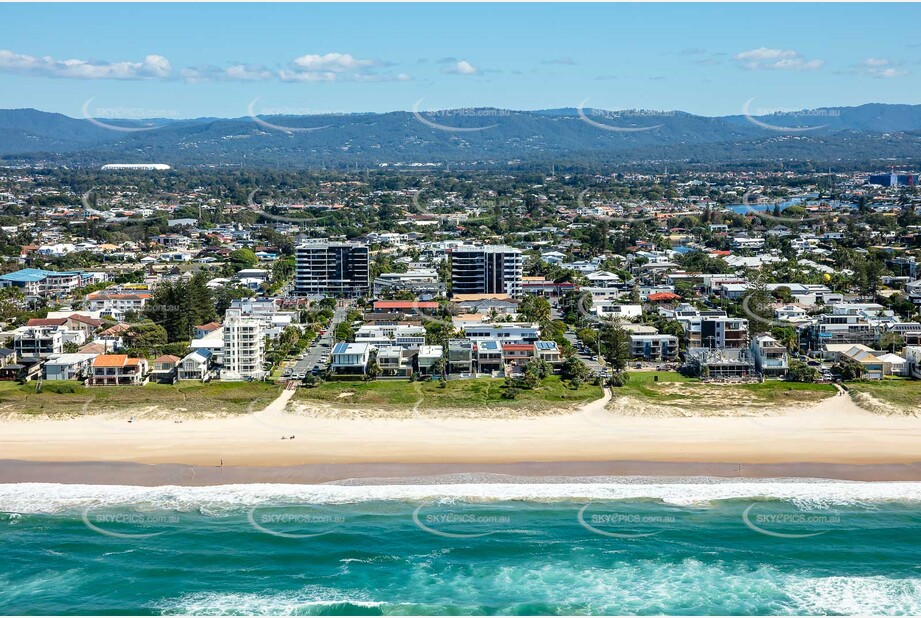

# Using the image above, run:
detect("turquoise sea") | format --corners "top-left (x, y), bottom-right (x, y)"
top-left (1, 479), bottom-right (920, 615)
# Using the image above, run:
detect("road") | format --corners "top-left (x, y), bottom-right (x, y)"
top-left (562, 330), bottom-right (606, 375)
top-left (550, 301), bottom-right (606, 375)
top-left (289, 305), bottom-right (348, 379)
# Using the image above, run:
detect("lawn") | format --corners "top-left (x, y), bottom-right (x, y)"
top-left (0, 380), bottom-right (282, 418)
top-left (847, 378), bottom-right (921, 414)
top-left (293, 375), bottom-right (603, 412)
top-left (610, 371), bottom-right (837, 411)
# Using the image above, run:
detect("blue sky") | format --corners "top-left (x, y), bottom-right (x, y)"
top-left (1, 3), bottom-right (919, 119)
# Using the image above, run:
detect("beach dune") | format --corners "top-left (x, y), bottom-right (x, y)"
top-left (1, 387), bottom-right (920, 478)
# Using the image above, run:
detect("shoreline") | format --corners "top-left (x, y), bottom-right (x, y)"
top-left (2, 459), bottom-right (921, 485)
top-left (1, 387), bottom-right (920, 482)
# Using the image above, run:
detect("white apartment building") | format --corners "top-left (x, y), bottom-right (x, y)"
top-left (13, 325), bottom-right (65, 358)
top-left (463, 322), bottom-right (540, 343)
top-left (221, 313), bottom-right (266, 380)
top-left (227, 298), bottom-right (297, 340)
top-left (85, 291), bottom-right (151, 320)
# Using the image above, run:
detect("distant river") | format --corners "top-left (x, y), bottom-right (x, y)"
top-left (727, 195), bottom-right (856, 215)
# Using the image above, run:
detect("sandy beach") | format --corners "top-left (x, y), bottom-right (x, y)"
top-left (1, 387), bottom-right (920, 483)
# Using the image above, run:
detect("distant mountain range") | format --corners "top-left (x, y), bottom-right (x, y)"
top-left (2, 104), bottom-right (921, 170)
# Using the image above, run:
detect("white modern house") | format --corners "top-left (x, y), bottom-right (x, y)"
top-left (750, 334), bottom-right (789, 378)
top-left (464, 323), bottom-right (540, 343)
top-left (331, 342), bottom-right (372, 376)
top-left (43, 353), bottom-right (97, 380)
top-left (417, 345), bottom-right (444, 376)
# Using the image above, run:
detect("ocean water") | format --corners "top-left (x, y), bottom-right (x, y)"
top-left (1, 478), bottom-right (920, 615)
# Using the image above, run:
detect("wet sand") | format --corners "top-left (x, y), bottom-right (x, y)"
top-left (2, 459), bottom-right (920, 486)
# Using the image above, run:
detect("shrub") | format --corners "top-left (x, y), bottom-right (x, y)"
top-left (41, 382), bottom-right (79, 394)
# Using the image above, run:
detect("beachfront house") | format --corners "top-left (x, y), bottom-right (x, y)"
top-left (43, 353), bottom-right (97, 381)
top-left (88, 354), bottom-right (149, 386)
top-left (630, 334), bottom-right (680, 362)
top-left (838, 346), bottom-right (885, 380)
top-left (535, 341), bottom-right (562, 369)
top-left (501, 342), bottom-right (534, 372)
top-left (330, 342), bottom-right (372, 376)
top-left (750, 334), bottom-right (790, 379)
top-left (376, 346), bottom-right (413, 378)
top-left (474, 339), bottom-right (504, 375)
top-left (685, 347), bottom-right (756, 380)
top-left (150, 354), bottom-right (181, 384)
top-left (178, 349), bottom-right (213, 381)
top-left (416, 345), bottom-right (444, 376)
top-left (447, 339), bottom-right (474, 375)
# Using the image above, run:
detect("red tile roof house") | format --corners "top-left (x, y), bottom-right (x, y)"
top-left (87, 354), bottom-right (149, 386)
top-left (647, 292), bottom-right (682, 303)
top-left (372, 301), bottom-right (440, 314)
top-left (25, 318), bottom-right (68, 328)
top-left (502, 343), bottom-right (535, 372)
top-left (194, 322), bottom-right (223, 339)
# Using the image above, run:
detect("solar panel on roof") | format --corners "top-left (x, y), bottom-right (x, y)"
top-left (333, 343), bottom-right (349, 354)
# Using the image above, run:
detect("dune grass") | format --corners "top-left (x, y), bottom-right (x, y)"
top-left (294, 375), bottom-right (603, 411)
top-left (0, 380), bottom-right (282, 418)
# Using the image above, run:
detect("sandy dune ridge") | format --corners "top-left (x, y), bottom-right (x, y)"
top-left (1, 386), bottom-right (919, 470)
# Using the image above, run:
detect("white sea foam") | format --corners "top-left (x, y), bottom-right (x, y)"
top-left (1, 479), bottom-right (920, 514)
top-left (147, 562), bottom-right (921, 616)
top-left (784, 575), bottom-right (921, 615)
top-left (151, 585), bottom-right (385, 616)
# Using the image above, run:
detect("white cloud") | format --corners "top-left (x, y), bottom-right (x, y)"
top-left (181, 64), bottom-right (274, 83)
top-left (734, 47), bottom-right (824, 71)
top-left (443, 60), bottom-right (478, 75)
top-left (0, 48), bottom-right (408, 84)
top-left (0, 49), bottom-right (171, 80)
top-left (290, 52), bottom-right (378, 73)
top-left (280, 52), bottom-right (401, 82)
top-left (857, 58), bottom-right (909, 78)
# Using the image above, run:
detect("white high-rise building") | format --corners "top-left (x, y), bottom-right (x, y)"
top-left (450, 245), bottom-right (523, 298)
top-left (221, 311), bottom-right (266, 380)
